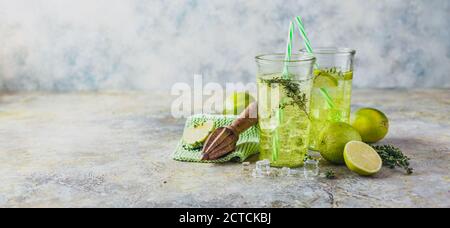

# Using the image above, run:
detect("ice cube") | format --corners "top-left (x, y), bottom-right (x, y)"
top-left (256, 159), bottom-right (271, 175)
top-left (280, 167), bottom-right (291, 177)
top-left (303, 159), bottom-right (320, 180)
top-left (252, 168), bottom-right (264, 178)
top-left (268, 168), bottom-right (281, 178)
top-left (288, 169), bottom-right (301, 177)
top-left (241, 162), bottom-right (252, 175)
top-left (242, 162), bottom-right (251, 170)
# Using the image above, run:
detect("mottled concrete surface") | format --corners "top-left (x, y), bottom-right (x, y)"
top-left (0, 89), bottom-right (449, 208)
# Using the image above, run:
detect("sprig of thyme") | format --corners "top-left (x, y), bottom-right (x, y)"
top-left (325, 170), bottom-right (337, 179)
top-left (261, 77), bottom-right (309, 117)
top-left (303, 154), bottom-right (314, 162)
top-left (318, 67), bottom-right (344, 78)
top-left (372, 145), bottom-right (413, 175)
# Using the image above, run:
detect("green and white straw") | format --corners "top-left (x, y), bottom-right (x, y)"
top-left (282, 22), bottom-right (294, 77)
top-left (295, 17), bottom-right (313, 54)
top-left (295, 16), bottom-right (335, 109)
top-left (273, 21), bottom-right (294, 161)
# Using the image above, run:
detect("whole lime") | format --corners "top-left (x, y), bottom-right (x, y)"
top-left (223, 91), bottom-right (255, 115)
top-left (351, 108), bottom-right (389, 143)
top-left (318, 122), bottom-right (362, 164)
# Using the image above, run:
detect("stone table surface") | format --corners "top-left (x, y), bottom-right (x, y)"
top-left (0, 89), bottom-right (449, 208)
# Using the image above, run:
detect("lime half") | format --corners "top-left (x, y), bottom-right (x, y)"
top-left (182, 120), bottom-right (215, 147)
top-left (313, 74), bottom-right (338, 88)
top-left (344, 141), bottom-right (382, 176)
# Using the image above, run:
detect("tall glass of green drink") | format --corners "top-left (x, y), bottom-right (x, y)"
top-left (256, 54), bottom-right (316, 167)
top-left (300, 48), bottom-right (356, 151)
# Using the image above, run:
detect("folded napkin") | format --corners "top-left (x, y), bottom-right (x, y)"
top-left (173, 114), bottom-right (259, 163)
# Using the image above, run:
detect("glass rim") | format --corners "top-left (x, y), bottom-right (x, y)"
top-left (255, 53), bottom-right (316, 63)
top-left (300, 47), bottom-right (356, 55)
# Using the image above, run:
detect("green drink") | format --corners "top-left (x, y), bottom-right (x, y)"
top-left (256, 54), bottom-right (315, 167)
top-left (301, 48), bottom-right (356, 151)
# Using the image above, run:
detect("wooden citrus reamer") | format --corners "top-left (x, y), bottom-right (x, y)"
top-left (202, 102), bottom-right (258, 160)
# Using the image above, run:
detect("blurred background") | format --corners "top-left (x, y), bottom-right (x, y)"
top-left (0, 0), bottom-right (449, 92)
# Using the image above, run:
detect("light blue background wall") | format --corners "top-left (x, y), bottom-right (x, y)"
top-left (0, 0), bottom-right (449, 91)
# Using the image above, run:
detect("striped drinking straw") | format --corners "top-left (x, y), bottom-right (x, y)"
top-left (295, 16), bottom-right (335, 109)
top-left (282, 22), bottom-right (294, 78)
top-left (272, 21), bottom-right (295, 161)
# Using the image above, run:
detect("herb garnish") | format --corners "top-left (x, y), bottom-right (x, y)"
top-left (318, 67), bottom-right (344, 78)
top-left (303, 154), bottom-right (314, 162)
top-left (261, 77), bottom-right (309, 116)
top-left (325, 170), bottom-right (337, 179)
top-left (372, 144), bottom-right (413, 175)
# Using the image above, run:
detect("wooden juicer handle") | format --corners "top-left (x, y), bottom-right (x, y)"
top-left (229, 102), bottom-right (258, 135)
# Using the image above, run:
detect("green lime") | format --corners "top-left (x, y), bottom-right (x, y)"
top-left (318, 122), bottom-right (362, 164)
top-left (223, 91), bottom-right (255, 115)
top-left (351, 108), bottom-right (389, 143)
top-left (182, 120), bottom-right (215, 148)
top-left (344, 141), bottom-right (382, 176)
top-left (313, 74), bottom-right (338, 88)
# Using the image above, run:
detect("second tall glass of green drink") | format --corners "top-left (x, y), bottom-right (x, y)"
top-left (256, 54), bottom-right (316, 167)
top-left (301, 48), bottom-right (356, 151)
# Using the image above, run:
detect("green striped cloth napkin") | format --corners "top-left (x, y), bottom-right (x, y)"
top-left (173, 114), bottom-right (260, 163)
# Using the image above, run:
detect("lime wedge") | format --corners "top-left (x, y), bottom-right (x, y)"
top-left (344, 141), bottom-right (382, 176)
top-left (313, 74), bottom-right (338, 88)
top-left (343, 71), bottom-right (353, 80)
top-left (182, 120), bottom-right (215, 147)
